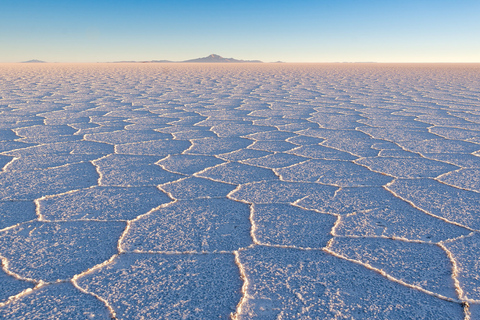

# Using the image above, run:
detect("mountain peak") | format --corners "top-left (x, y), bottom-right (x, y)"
top-left (21, 59), bottom-right (46, 63)
top-left (184, 54), bottom-right (262, 63)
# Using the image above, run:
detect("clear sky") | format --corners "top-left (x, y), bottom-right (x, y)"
top-left (1, 0), bottom-right (479, 63)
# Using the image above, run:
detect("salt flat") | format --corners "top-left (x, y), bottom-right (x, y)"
top-left (0, 63), bottom-right (479, 319)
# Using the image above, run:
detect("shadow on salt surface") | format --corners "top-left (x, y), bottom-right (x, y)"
top-left (237, 246), bottom-right (463, 319)
top-left (0, 155), bottom-right (13, 170)
top-left (122, 198), bottom-right (252, 252)
top-left (0, 283), bottom-right (110, 319)
top-left (0, 201), bottom-right (36, 230)
top-left (444, 233), bottom-right (480, 300)
top-left (76, 253), bottom-right (241, 320)
top-left (0, 221), bottom-right (124, 282)
top-left (93, 155), bottom-right (184, 187)
top-left (160, 177), bottom-right (236, 199)
top-left (329, 237), bottom-right (457, 298)
top-left (0, 129), bottom-right (19, 141)
top-left (38, 186), bottom-right (171, 221)
top-left (388, 179), bottom-right (480, 230)
top-left (252, 204), bottom-right (335, 248)
top-left (0, 163), bottom-right (98, 201)
top-left (275, 159), bottom-right (392, 187)
top-left (196, 162), bottom-right (277, 184)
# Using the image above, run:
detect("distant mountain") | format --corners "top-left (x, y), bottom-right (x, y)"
top-left (22, 59), bottom-right (46, 63)
top-left (113, 54), bottom-right (262, 64)
top-left (183, 54), bottom-right (262, 63)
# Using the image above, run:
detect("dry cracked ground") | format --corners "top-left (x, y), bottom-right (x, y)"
top-left (0, 63), bottom-right (480, 319)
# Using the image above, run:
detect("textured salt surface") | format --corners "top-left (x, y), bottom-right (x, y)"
top-left (0, 63), bottom-right (479, 319)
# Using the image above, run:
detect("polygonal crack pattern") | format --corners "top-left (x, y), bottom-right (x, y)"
top-left (0, 63), bottom-right (479, 319)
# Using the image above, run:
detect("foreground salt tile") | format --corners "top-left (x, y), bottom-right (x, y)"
top-left (0, 283), bottom-right (110, 319)
top-left (0, 268), bottom-right (34, 303)
top-left (38, 186), bottom-right (171, 221)
top-left (76, 253), bottom-right (242, 319)
top-left (0, 221), bottom-right (124, 281)
top-left (94, 154), bottom-right (184, 186)
top-left (437, 168), bottom-right (480, 192)
top-left (0, 201), bottom-right (36, 229)
top-left (187, 137), bottom-right (253, 155)
top-left (329, 237), bottom-right (457, 298)
top-left (296, 187), bottom-right (469, 241)
top-left (114, 139), bottom-right (191, 156)
top-left (236, 246), bottom-right (463, 319)
top-left (355, 157), bottom-right (458, 178)
top-left (157, 154), bottom-right (224, 174)
top-left (252, 204), bottom-right (335, 248)
top-left (287, 144), bottom-right (357, 160)
top-left (388, 178), bottom-right (480, 230)
top-left (0, 163), bottom-right (98, 201)
top-left (122, 198), bottom-right (251, 252)
top-left (444, 234), bottom-right (480, 300)
top-left (275, 159), bottom-right (392, 187)
top-left (160, 177), bottom-right (236, 199)
top-left (335, 205), bottom-right (469, 241)
top-left (196, 162), bottom-right (277, 184)
top-left (85, 129), bottom-right (170, 144)
top-left (229, 180), bottom-right (336, 204)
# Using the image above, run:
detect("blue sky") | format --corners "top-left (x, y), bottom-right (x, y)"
top-left (1, 0), bottom-right (479, 62)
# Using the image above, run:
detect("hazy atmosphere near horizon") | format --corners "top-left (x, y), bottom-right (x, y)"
top-left (1, 1), bottom-right (480, 320)
top-left (1, 0), bottom-right (480, 63)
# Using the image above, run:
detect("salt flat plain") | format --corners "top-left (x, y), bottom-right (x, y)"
top-left (0, 63), bottom-right (479, 319)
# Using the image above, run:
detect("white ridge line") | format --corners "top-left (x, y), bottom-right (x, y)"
top-left (232, 250), bottom-right (250, 320)
top-left (437, 242), bottom-right (465, 301)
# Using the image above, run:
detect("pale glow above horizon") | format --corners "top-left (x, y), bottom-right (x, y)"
top-left (1, 0), bottom-right (479, 63)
